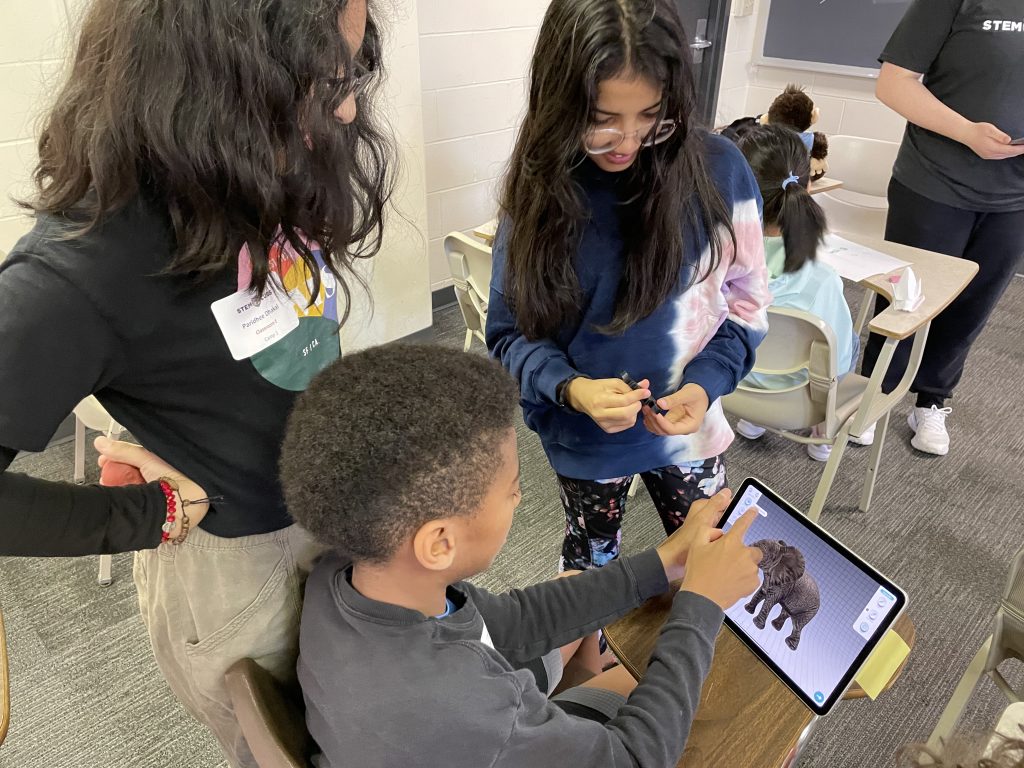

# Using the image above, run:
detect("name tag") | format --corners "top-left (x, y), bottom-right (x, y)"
top-left (211, 286), bottom-right (300, 361)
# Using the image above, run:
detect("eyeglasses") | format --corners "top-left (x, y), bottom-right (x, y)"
top-left (583, 119), bottom-right (678, 155)
top-left (326, 60), bottom-right (376, 99)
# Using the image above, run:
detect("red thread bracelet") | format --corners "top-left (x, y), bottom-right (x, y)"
top-left (159, 479), bottom-right (177, 543)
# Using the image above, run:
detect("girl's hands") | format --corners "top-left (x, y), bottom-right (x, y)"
top-left (642, 383), bottom-right (709, 436)
top-left (565, 377), bottom-right (651, 434)
top-left (94, 437), bottom-right (211, 535)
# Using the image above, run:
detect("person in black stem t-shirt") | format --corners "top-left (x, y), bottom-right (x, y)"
top-left (859, 0), bottom-right (1024, 456)
top-left (0, 1), bottom-right (393, 765)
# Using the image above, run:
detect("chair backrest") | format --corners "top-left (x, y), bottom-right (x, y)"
top-left (817, 135), bottom-right (900, 240)
top-left (443, 232), bottom-right (493, 344)
top-left (1, 602), bottom-right (10, 746)
top-left (824, 135), bottom-right (900, 197)
top-left (722, 307), bottom-right (841, 433)
top-left (225, 659), bottom-right (311, 768)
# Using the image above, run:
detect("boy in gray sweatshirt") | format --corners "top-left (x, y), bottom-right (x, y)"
top-left (281, 344), bottom-right (762, 768)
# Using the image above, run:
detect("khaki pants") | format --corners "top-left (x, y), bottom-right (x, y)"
top-left (133, 524), bottom-right (323, 768)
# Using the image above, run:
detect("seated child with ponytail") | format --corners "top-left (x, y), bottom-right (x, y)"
top-left (730, 124), bottom-right (857, 462)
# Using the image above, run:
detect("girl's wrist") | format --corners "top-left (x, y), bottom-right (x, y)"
top-left (156, 477), bottom-right (211, 544)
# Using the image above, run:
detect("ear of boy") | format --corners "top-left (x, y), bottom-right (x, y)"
top-left (413, 521), bottom-right (457, 572)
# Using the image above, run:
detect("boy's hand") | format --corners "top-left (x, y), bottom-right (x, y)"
top-left (655, 489), bottom-right (732, 582)
top-left (642, 383), bottom-right (709, 436)
top-left (566, 377), bottom-right (650, 434)
top-left (680, 507), bottom-right (763, 611)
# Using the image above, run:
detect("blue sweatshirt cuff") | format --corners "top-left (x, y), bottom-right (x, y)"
top-left (681, 357), bottom-right (734, 405)
top-left (534, 356), bottom-right (580, 406)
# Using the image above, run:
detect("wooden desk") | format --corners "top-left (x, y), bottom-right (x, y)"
top-left (605, 593), bottom-right (915, 768)
top-left (810, 177), bottom-right (843, 195)
top-left (836, 230), bottom-right (977, 342)
top-left (472, 219), bottom-right (498, 247)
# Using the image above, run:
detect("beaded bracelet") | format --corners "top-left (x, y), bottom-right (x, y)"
top-left (157, 477), bottom-right (221, 545)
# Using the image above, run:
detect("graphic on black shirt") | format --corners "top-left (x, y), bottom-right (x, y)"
top-left (236, 239), bottom-right (341, 391)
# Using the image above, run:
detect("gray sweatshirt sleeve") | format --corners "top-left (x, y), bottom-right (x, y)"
top-left (463, 550), bottom-right (670, 662)
top-left (493, 591), bottom-right (724, 768)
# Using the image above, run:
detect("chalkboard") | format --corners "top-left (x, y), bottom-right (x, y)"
top-left (755, 0), bottom-right (912, 78)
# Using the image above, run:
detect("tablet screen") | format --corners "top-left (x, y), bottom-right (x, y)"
top-left (718, 479), bottom-right (907, 714)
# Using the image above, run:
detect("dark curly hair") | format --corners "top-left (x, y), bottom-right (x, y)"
top-left (25, 0), bottom-right (394, 322)
top-left (280, 344), bottom-right (520, 563)
top-left (500, 0), bottom-right (736, 340)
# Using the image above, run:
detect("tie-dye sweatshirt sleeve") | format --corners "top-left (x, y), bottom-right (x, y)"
top-left (680, 140), bottom-right (771, 404)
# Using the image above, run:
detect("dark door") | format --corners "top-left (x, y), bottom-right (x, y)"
top-left (674, 0), bottom-right (731, 127)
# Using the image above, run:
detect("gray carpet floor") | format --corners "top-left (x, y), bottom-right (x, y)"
top-left (2, 277), bottom-right (1023, 767)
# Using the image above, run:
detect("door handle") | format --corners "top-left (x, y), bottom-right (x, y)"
top-left (690, 18), bottom-right (712, 63)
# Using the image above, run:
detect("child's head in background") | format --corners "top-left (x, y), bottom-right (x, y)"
top-left (737, 124), bottom-right (828, 275)
top-left (280, 344), bottom-right (521, 583)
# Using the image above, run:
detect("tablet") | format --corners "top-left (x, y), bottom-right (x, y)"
top-left (716, 478), bottom-right (908, 716)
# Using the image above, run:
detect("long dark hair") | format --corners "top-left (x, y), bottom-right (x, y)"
top-left (736, 124), bottom-right (826, 275)
top-left (25, 0), bottom-right (394, 322)
top-left (500, 0), bottom-right (736, 340)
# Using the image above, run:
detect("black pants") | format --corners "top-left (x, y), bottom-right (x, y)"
top-left (861, 178), bottom-right (1024, 408)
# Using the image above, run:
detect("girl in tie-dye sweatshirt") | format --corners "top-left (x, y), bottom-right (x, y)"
top-left (487, 0), bottom-right (771, 572)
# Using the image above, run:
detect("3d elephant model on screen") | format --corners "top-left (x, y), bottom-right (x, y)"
top-left (744, 539), bottom-right (820, 651)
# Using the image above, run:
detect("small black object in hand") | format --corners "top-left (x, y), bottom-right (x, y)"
top-left (618, 371), bottom-right (665, 414)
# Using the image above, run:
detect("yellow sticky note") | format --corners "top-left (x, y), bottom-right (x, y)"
top-left (854, 630), bottom-right (911, 700)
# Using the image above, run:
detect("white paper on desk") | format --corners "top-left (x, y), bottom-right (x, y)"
top-left (818, 234), bottom-right (910, 282)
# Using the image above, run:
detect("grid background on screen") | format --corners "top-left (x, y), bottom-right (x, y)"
top-left (723, 491), bottom-right (891, 700)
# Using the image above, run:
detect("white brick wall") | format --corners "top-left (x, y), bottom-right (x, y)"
top-left (418, 0), bottom-right (550, 292)
top-left (716, 0), bottom-right (906, 144)
top-left (0, 0), bottom-right (72, 254)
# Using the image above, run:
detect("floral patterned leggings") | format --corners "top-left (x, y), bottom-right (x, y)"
top-left (556, 456), bottom-right (727, 572)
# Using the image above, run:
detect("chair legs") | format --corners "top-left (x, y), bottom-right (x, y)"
top-left (97, 555), bottom-right (113, 587)
top-left (858, 410), bottom-right (891, 513)
top-left (925, 636), bottom-right (992, 757)
top-left (463, 328), bottom-right (473, 352)
top-left (807, 425), bottom-right (852, 523)
top-left (627, 475), bottom-right (640, 498)
top-left (73, 416), bottom-right (87, 485)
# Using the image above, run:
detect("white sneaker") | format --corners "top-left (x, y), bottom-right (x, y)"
top-left (807, 424), bottom-right (832, 462)
top-left (806, 442), bottom-right (832, 462)
top-left (908, 406), bottom-right (952, 456)
top-left (848, 422), bottom-right (876, 446)
top-left (736, 419), bottom-right (767, 439)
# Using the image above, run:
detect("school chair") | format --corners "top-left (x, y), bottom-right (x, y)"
top-left (816, 135), bottom-right (899, 241)
top-left (1, 601), bottom-right (10, 746)
top-left (73, 396), bottom-right (124, 587)
top-left (443, 232), bottom-right (492, 352)
top-left (925, 545), bottom-right (1024, 758)
top-left (722, 306), bottom-right (893, 523)
top-left (225, 658), bottom-right (312, 768)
